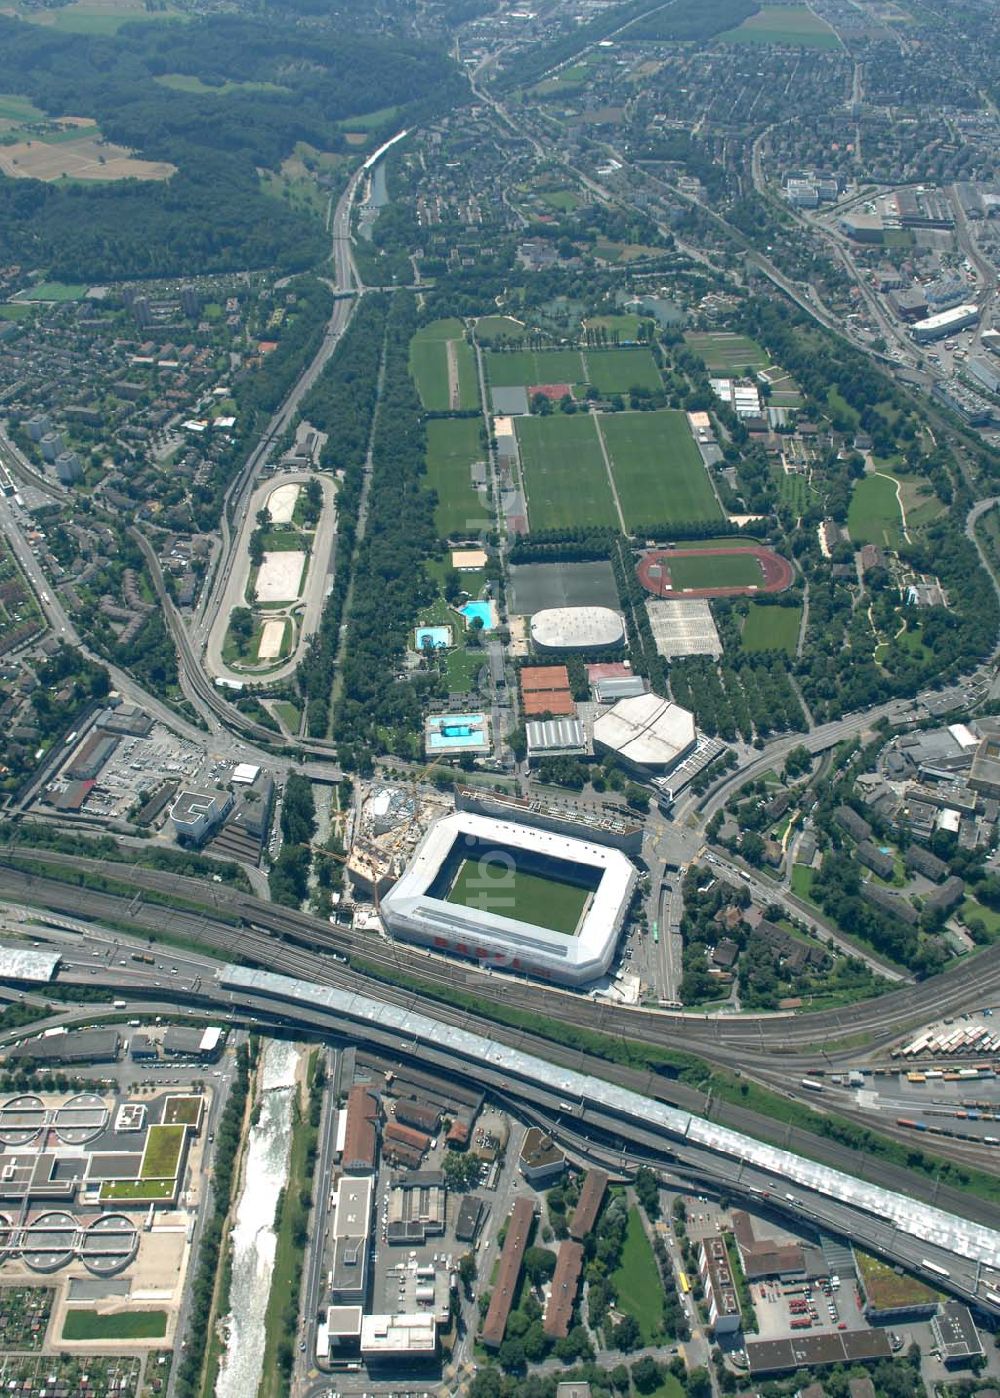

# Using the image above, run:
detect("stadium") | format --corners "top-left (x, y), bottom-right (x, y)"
top-left (379, 811), bottom-right (637, 986)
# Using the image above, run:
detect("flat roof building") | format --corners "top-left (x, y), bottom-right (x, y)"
top-left (699, 1236), bottom-right (741, 1335)
top-left (931, 1301), bottom-right (984, 1366)
top-left (746, 1330), bottom-right (892, 1376)
top-left (162, 1026), bottom-right (224, 1060)
top-left (360, 1312), bottom-right (437, 1359)
top-left (330, 1174), bottom-right (374, 1305)
top-left (911, 305), bottom-right (979, 343)
top-left (170, 789), bottom-right (233, 846)
top-left (482, 1198), bottom-right (535, 1347)
top-left (8, 1028), bottom-right (120, 1064)
top-left (0, 946), bottom-right (61, 983)
top-left (518, 1127), bottom-right (565, 1184)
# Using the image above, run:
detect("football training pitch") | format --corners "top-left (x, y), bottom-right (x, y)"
top-left (425, 418), bottom-right (487, 538)
top-left (487, 348), bottom-right (585, 390)
top-left (446, 860), bottom-right (589, 934)
top-left (584, 347), bottom-right (662, 395)
top-left (516, 414), bottom-right (618, 531)
top-left (742, 602), bottom-right (802, 654)
top-left (599, 410), bottom-right (722, 528)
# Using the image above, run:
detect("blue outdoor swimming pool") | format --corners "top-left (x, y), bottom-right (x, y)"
top-left (415, 624), bottom-right (452, 650)
top-left (461, 600), bottom-right (496, 632)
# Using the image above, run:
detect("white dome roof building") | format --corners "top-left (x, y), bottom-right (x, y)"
top-left (530, 606), bottom-right (625, 653)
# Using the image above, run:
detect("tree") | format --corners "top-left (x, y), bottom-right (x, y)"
top-left (497, 1337), bottom-right (526, 1373)
top-left (523, 1246), bottom-right (557, 1286)
top-left (686, 1367), bottom-right (712, 1398)
top-left (611, 1313), bottom-right (640, 1351)
top-left (635, 1166), bottom-right (660, 1219)
top-left (459, 1253), bottom-right (477, 1296)
top-left (631, 1355), bottom-right (663, 1394)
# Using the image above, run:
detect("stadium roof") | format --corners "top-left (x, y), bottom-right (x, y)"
top-left (530, 607), bottom-right (624, 651)
top-left (218, 962), bottom-right (1000, 1275)
top-left (593, 692), bottom-right (696, 770)
top-left (378, 810), bottom-right (636, 985)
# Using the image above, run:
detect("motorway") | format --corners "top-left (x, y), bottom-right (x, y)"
top-left (5, 908), bottom-right (1000, 1315)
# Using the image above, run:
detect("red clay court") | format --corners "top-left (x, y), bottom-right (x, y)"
top-left (637, 544), bottom-right (794, 600)
top-left (528, 383), bottom-right (574, 401)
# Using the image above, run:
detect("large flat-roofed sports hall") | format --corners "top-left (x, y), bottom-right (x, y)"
top-left (637, 544), bottom-right (793, 599)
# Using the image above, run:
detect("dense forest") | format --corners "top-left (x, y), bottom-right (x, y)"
top-left (0, 14), bottom-right (463, 278)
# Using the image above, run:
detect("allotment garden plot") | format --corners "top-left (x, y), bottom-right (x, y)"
top-left (598, 409), bottom-right (722, 529)
top-left (515, 414), bottom-right (618, 531)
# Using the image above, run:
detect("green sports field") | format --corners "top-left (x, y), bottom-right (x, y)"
top-left (742, 602), bottom-right (802, 653)
top-left (847, 474), bottom-right (902, 550)
top-left (684, 331), bottom-right (769, 373)
top-left (584, 347), bottom-right (662, 395)
top-left (599, 410), bottom-right (722, 529)
top-left (409, 319), bottom-right (479, 411)
top-left (516, 414), bottom-right (618, 531)
top-left (720, 4), bottom-right (841, 46)
top-left (425, 418), bottom-right (487, 539)
top-left (668, 551), bottom-right (764, 589)
top-left (487, 348), bottom-right (585, 390)
top-left (446, 860), bottom-right (589, 934)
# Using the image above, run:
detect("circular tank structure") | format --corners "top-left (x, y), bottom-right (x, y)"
top-left (0, 1094), bottom-right (45, 1146)
top-left (82, 1213), bottom-right (138, 1275)
top-left (55, 1092), bottom-right (108, 1145)
top-left (23, 1211), bottom-right (76, 1272)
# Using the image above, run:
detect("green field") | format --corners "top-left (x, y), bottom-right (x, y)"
top-left (848, 474), bottom-right (902, 550)
top-left (475, 315), bottom-right (528, 344)
top-left (611, 1208), bottom-right (663, 1343)
top-left (774, 470), bottom-right (815, 512)
top-left (0, 93), bottom-right (44, 123)
top-left (62, 1309), bottom-right (167, 1341)
top-left (600, 410), bottom-right (722, 528)
top-left (584, 347), bottom-right (662, 395)
top-left (446, 860), bottom-right (589, 933)
top-left (742, 603), bottom-right (801, 654)
top-left (26, 3), bottom-right (183, 31)
top-left (409, 319), bottom-right (478, 412)
top-left (487, 348), bottom-right (585, 390)
top-left (337, 103), bottom-right (400, 132)
top-left (583, 314), bottom-right (645, 339)
top-left (425, 418), bottom-right (487, 539)
top-left (516, 414), bottom-right (618, 531)
top-left (684, 331), bottom-right (769, 373)
top-left (140, 1123), bottom-right (185, 1179)
top-left (720, 4), bottom-right (842, 47)
top-left (155, 73), bottom-right (289, 95)
top-left (668, 551), bottom-right (763, 589)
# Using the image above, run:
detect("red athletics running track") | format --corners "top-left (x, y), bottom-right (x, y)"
top-left (636, 545), bottom-right (794, 599)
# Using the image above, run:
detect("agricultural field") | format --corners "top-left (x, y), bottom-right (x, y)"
top-left (0, 93), bottom-right (43, 125)
top-left (774, 469), bottom-right (815, 512)
top-left (0, 116), bottom-right (175, 182)
top-left (720, 4), bottom-right (842, 47)
top-left (684, 331), bottom-right (769, 373)
top-left (21, 0), bottom-right (183, 31)
top-left (761, 367), bottom-right (803, 408)
top-left (584, 347), bottom-right (662, 395)
top-left (848, 473), bottom-right (903, 550)
top-left (742, 602), bottom-right (802, 654)
top-left (155, 74), bottom-right (290, 96)
top-left (487, 348), bottom-right (585, 390)
top-left (409, 319), bottom-right (478, 412)
top-left (599, 410), bottom-right (722, 528)
top-left (668, 551), bottom-right (764, 589)
top-left (425, 418), bottom-right (487, 539)
top-left (515, 414), bottom-right (618, 531)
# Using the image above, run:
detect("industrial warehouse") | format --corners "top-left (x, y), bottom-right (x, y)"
top-left (378, 810), bottom-right (638, 984)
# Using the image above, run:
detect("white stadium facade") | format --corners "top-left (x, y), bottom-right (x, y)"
top-left (379, 811), bottom-right (637, 986)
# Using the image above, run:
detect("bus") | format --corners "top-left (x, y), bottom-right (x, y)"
top-left (653, 923), bottom-right (660, 946)
top-left (678, 1270), bottom-right (690, 1294)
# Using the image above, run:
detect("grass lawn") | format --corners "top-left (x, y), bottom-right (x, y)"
top-left (446, 861), bottom-right (589, 933)
top-left (101, 1179), bottom-right (175, 1200)
top-left (611, 1207), bottom-right (663, 1342)
top-left (959, 897), bottom-right (1000, 941)
top-left (475, 315), bottom-right (527, 344)
top-left (720, 4), bottom-right (841, 47)
top-left (583, 314), bottom-right (645, 339)
top-left (62, 1310), bottom-right (167, 1341)
top-left (668, 551), bottom-right (763, 589)
top-left (155, 74), bottom-right (288, 95)
top-left (649, 1380), bottom-right (685, 1398)
top-left (425, 418), bottom-right (487, 539)
top-left (848, 474), bottom-right (902, 550)
top-left (337, 103), bottom-right (400, 132)
top-left (742, 602), bottom-right (801, 654)
top-left (516, 414), bottom-right (618, 531)
top-left (584, 347), bottom-right (662, 394)
top-left (161, 1095), bottom-right (202, 1127)
top-left (444, 646), bottom-right (486, 694)
top-left (487, 348), bottom-right (585, 389)
top-left (272, 700), bottom-right (301, 732)
top-left (791, 865), bottom-right (816, 898)
top-left (0, 304), bottom-right (34, 321)
top-left (684, 331), bottom-right (769, 373)
top-left (409, 319), bottom-right (478, 412)
top-left (599, 409), bottom-right (721, 528)
top-left (140, 1123), bottom-right (185, 1179)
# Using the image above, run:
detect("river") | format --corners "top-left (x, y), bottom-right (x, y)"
top-left (215, 1039), bottom-right (300, 1398)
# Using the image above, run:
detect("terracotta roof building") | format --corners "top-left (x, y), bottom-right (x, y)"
top-left (482, 1198), bottom-right (535, 1348)
top-left (544, 1241), bottom-right (584, 1338)
top-left (342, 1084), bottom-right (379, 1174)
